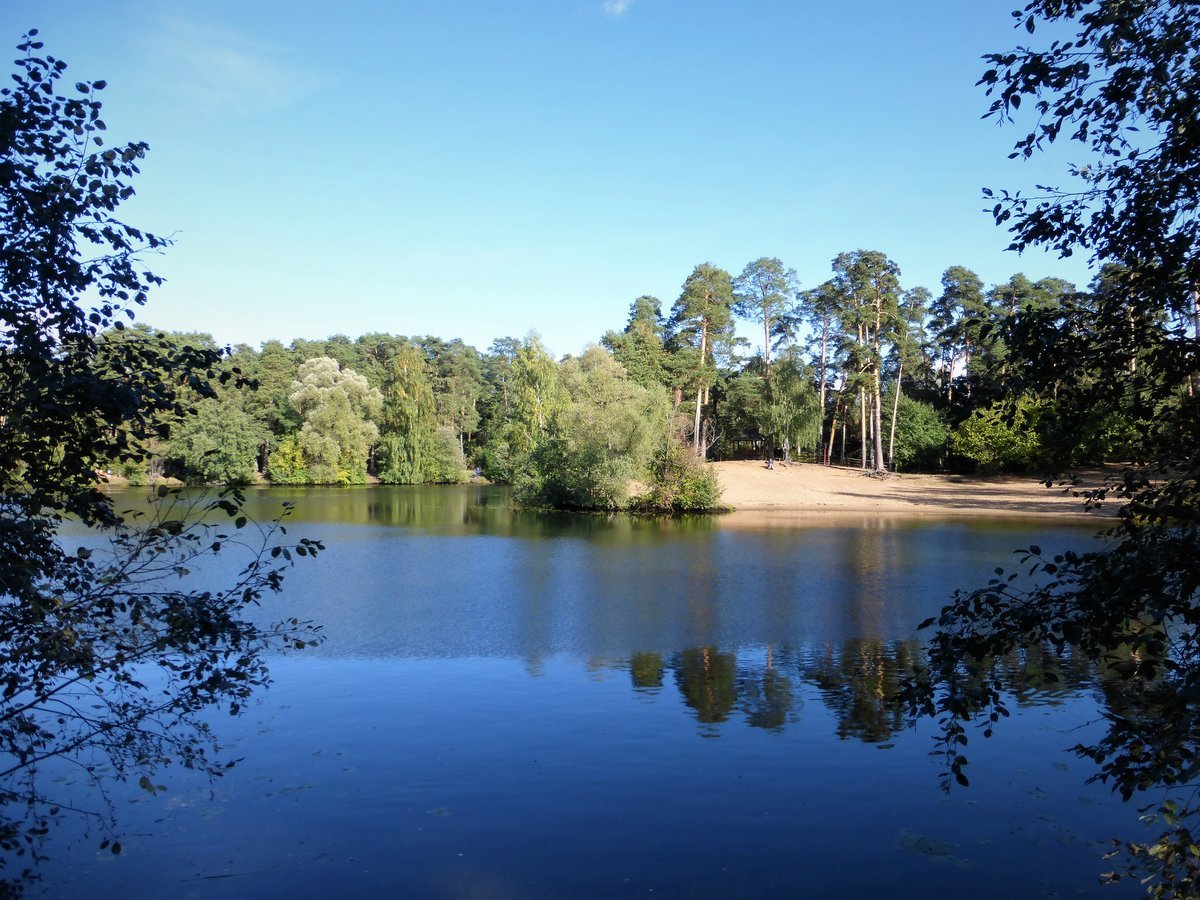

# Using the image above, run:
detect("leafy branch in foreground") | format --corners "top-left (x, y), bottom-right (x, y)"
top-left (0, 30), bottom-right (323, 887)
top-left (903, 456), bottom-right (1200, 894)
top-left (0, 488), bottom-right (323, 874)
top-left (906, 2), bottom-right (1200, 896)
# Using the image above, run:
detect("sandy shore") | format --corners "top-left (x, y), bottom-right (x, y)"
top-left (712, 460), bottom-right (1117, 521)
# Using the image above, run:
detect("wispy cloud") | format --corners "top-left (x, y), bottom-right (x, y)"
top-left (602, 0), bottom-right (635, 17)
top-left (148, 17), bottom-right (330, 114)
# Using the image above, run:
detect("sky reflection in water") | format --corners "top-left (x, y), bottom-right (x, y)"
top-left (46, 486), bottom-right (1137, 898)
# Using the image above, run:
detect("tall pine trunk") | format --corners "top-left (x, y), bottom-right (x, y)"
top-left (887, 361), bottom-right (903, 471)
top-left (859, 387), bottom-right (867, 469)
top-left (945, 348), bottom-right (957, 406)
top-left (857, 322), bottom-right (867, 469)
top-left (693, 321), bottom-right (708, 456)
top-left (963, 337), bottom-right (973, 401)
top-left (827, 372), bottom-right (845, 466)
top-left (763, 314), bottom-right (774, 468)
top-left (1192, 286), bottom-right (1200, 395)
top-left (817, 316), bottom-right (829, 463)
top-left (872, 306), bottom-right (885, 474)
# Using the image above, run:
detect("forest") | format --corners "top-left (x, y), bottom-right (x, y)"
top-left (106, 253), bottom-right (1157, 511)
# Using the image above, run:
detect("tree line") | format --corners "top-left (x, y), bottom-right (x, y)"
top-left (106, 251), bottom-right (1157, 510)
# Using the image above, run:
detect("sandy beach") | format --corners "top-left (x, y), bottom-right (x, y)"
top-left (712, 460), bottom-right (1118, 520)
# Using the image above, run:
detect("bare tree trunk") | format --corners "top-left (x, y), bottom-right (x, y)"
top-left (872, 382), bottom-right (884, 472)
top-left (763, 315), bottom-right (774, 469)
top-left (693, 321), bottom-right (708, 456)
top-left (826, 372), bottom-right (845, 465)
top-left (963, 337), bottom-right (973, 401)
top-left (945, 348), bottom-right (957, 406)
top-left (888, 361), bottom-right (903, 471)
top-left (1126, 296), bottom-right (1140, 376)
top-left (1191, 286), bottom-right (1200, 395)
top-left (762, 315), bottom-right (772, 384)
top-left (817, 315), bottom-right (829, 463)
top-left (872, 309), bottom-right (885, 474)
top-left (859, 387), bottom-right (867, 469)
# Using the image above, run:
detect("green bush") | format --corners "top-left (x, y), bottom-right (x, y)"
top-left (632, 443), bottom-right (724, 512)
top-left (113, 458), bottom-right (150, 486)
top-left (951, 394), bottom-right (1045, 473)
top-left (513, 347), bottom-right (668, 509)
top-left (426, 426), bottom-right (470, 484)
top-left (885, 392), bottom-right (949, 471)
top-left (515, 432), bottom-right (638, 510)
top-left (164, 398), bottom-right (265, 484)
top-left (267, 435), bottom-right (311, 484)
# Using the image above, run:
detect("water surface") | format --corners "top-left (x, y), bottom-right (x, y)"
top-left (42, 485), bottom-right (1136, 898)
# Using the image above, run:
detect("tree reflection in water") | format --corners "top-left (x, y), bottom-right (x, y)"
top-left (672, 647), bottom-right (738, 734)
top-left (617, 640), bottom-right (1099, 744)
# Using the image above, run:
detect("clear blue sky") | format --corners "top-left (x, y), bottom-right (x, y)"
top-left (13, 1), bottom-right (1094, 358)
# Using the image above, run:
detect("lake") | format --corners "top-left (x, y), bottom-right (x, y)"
top-left (39, 485), bottom-right (1138, 898)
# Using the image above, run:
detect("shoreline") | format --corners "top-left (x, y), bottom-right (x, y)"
top-left (98, 461), bottom-right (1121, 521)
top-left (710, 460), bottom-right (1117, 520)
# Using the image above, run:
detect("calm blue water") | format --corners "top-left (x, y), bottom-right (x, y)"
top-left (37, 486), bottom-right (1137, 898)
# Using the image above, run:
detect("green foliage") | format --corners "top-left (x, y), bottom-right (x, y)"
top-left (669, 263), bottom-right (736, 455)
top-left (723, 369), bottom-right (768, 438)
top-left (907, 5), bottom-right (1200, 896)
top-left (165, 396), bottom-right (268, 484)
top-left (633, 440), bottom-right (724, 512)
top-left (267, 435), bottom-right (311, 484)
top-left (241, 339), bottom-right (300, 438)
top-left (733, 257), bottom-right (796, 374)
top-left (515, 346), bottom-right (667, 510)
top-left (768, 353), bottom-right (821, 456)
top-left (950, 394), bottom-right (1045, 473)
top-left (0, 35), bottom-right (320, 883)
top-left (474, 337), bottom-right (520, 470)
top-left (481, 334), bottom-right (567, 483)
top-left (602, 295), bottom-right (670, 389)
top-left (112, 458), bottom-right (150, 486)
top-left (425, 426), bottom-right (470, 484)
top-left (672, 264), bottom-right (736, 355)
top-left (930, 266), bottom-right (987, 398)
top-left (421, 337), bottom-right (485, 449)
top-left (979, 1), bottom-right (1200, 299)
top-left (883, 391), bottom-right (948, 471)
top-left (725, 354), bottom-right (820, 458)
top-left (288, 357), bottom-right (382, 485)
top-left (377, 343), bottom-right (436, 484)
top-left (728, 257), bottom-right (807, 464)
top-left (830, 250), bottom-right (904, 471)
